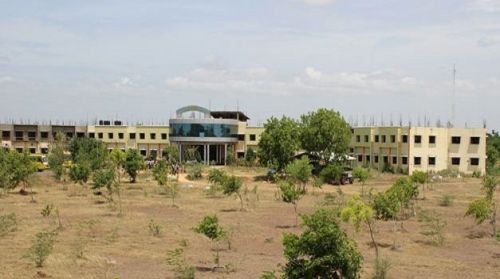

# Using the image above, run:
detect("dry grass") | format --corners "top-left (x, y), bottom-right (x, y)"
top-left (0, 170), bottom-right (499, 279)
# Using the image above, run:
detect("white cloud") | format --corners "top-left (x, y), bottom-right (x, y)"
top-left (299, 0), bottom-right (337, 6)
top-left (113, 77), bottom-right (134, 89)
top-left (305, 67), bottom-right (322, 80)
top-left (477, 36), bottom-right (500, 47)
top-left (0, 76), bottom-right (15, 84)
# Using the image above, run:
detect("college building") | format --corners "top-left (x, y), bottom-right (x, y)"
top-left (0, 105), bottom-right (486, 174)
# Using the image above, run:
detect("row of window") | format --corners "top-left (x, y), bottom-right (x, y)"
top-left (355, 134), bottom-right (481, 145)
top-left (356, 154), bottom-right (480, 166)
top-left (88, 132), bottom-right (168, 141)
top-left (2, 131), bottom-right (86, 140)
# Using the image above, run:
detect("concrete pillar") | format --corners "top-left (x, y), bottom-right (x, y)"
top-left (224, 144), bottom-right (227, 165)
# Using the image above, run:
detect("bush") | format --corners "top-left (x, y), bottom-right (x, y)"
top-left (41, 204), bottom-right (55, 217)
top-left (372, 258), bottom-right (391, 279)
top-left (26, 230), bottom-right (57, 267)
top-left (69, 163), bottom-right (91, 184)
top-left (438, 195), bottom-right (454, 207)
top-left (0, 213), bottom-right (17, 236)
top-left (186, 163), bottom-right (203, 180)
top-left (166, 247), bottom-right (195, 279)
top-left (149, 219), bottom-right (162, 237)
top-left (419, 211), bottom-right (446, 246)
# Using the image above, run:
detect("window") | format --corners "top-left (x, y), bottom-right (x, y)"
top-left (358, 155), bottom-right (363, 162)
top-left (414, 157), bottom-right (421, 165)
top-left (139, 133), bottom-right (145, 139)
top-left (161, 133), bottom-right (167, 140)
top-left (428, 157), bottom-right (436, 165)
top-left (150, 133), bottom-right (156, 140)
top-left (392, 156), bottom-right (397, 164)
top-left (390, 135), bottom-right (396, 143)
top-left (451, 136), bottom-right (461, 144)
top-left (2, 131), bottom-right (10, 139)
top-left (66, 132), bottom-right (73, 138)
top-left (29, 148), bottom-right (36, 154)
top-left (250, 134), bottom-right (256, 141)
top-left (77, 132), bottom-right (85, 138)
top-left (237, 134), bottom-right (245, 141)
top-left (451, 157), bottom-right (460, 165)
top-left (402, 135), bottom-right (408, 143)
top-left (364, 135), bottom-right (369, 142)
top-left (375, 135), bottom-right (379, 142)
top-left (383, 156), bottom-right (388, 163)
top-left (89, 133), bottom-right (95, 138)
top-left (414, 135), bottom-right (422, 144)
top-left (129, 133), bottom-right (136, 140)
top-left (118, 133), bottom-right (124, 139)
top-left (40, 132), bottom-right (49, 139)
top-left (28, 131), bottom-right (36, 140)
top-left (366, 155), bottom-right (370, 162)
top-left (15, 131), bottom-right (23, 140)
top-left (350, 148), bottom-right (354, 153)
top-left (382, 135), bottom-right (386, 143)
top-left (140, 150), bottom-right (147, 156)
top-left (470, 158), bottom-right (479, 166)
top-left (429, 136), bottom-right (436, 144)
top-left (98, 133), bottom-right (103, 139)
top-left (108, 133), bottom-right (114, 139)
top-left (402, 157), bottom-right (408, 165)
top-left (374, 155), bottom-right (379, 163)
top-left (470, 137), bottom-right (480, 144)
top-left (356, 135), bottom-right (361, 142)
top-left (16, 147), bottom-right (23, 153)
top-left (41, 148), bottom-right (48, 154)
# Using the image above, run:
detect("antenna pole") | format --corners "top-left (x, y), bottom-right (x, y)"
top-left (452, 64), bottom-right (456, 126)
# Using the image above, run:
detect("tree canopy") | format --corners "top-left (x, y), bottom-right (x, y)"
top-left (300, 108), bottom-right (351, 164)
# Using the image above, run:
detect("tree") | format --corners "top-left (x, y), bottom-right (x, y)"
top-left (341, 195), bottom-right (378, 258)
top-left (245, 147), bottom-right (257, 165)
top-left (123, 149), bottom-right (143, 183)
top-left (110, 148), bottom-right (126, 215)
top-left (26, 230), bottom-right (57, 267)
top-left (286, 156), bottom-right (312, 192)
top-left (91, 167), bottom-right (116, 202)
top-left (411, 170), bottom-right (428, 200)
top-left (465, 176), bottom-right (497, 236)
top-left (486, 131), bottom-right (500, 175)
top-left (221, 175), bottom-right (244, 210)
top-left (69, 137), bottom-right (108, 171)
top-left (68, 163), bottom-right (91, 185)
top-left (162, 145), bottom-right (179, 165)
top-left (300, 108), bottom-right (351, 165)
top-left (194, 215), bottom-right (226, 268)
top-left (153, 160), bottom-right (170, 186)
top-left (0, 150), bottom-right (36, 196)
top-left (319, 162), bottom-right (344, 185)
top-left (48, 132), bottom-right (67, 180)
top-left (279, 180), bottom-right (304, 226)
top-left (282, 208), bottom-right (363, 279)
top-left (352, 167), bottom-right (369, 196)
top-left (258, 116), bottom-right (300, 171)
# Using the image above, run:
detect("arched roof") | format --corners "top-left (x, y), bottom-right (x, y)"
top-left (176, 105), bottom-right (211, 118)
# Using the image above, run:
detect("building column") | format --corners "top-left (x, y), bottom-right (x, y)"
top-left (224, 144), bottom-right (227, 165)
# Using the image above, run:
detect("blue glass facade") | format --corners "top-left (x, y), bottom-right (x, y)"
top-left (170, 123), bottom-right (237, 138)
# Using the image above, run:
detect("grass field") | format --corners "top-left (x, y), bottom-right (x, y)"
top-left (0, 167), bottom-right (499, 279)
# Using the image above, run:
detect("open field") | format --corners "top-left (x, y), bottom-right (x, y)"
top-left (0, 168), bottom-right (499, 279)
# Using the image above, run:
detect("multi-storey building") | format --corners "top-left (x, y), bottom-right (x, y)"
top-left (0, 106), bottom-right (487, 173)
top-left (350, 126), bottom-right (486, 175)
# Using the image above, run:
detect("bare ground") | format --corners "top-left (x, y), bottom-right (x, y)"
top-left (0, 168), bottom-right (499, 279)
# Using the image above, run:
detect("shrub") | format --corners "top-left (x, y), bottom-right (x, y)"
top-left (91, 167), bottom-right (116, 202)
top-left (0, 213), bottom-right (17, 236)
top-left (26, 230), bottom-right (57, 267)
top-left (420, 211), bottom-right (446, 246)
top-left (372, 258), bottom-right (391, 279)
top-left (153, 160), bottom-right (169, 186)
top-left (439, 195), bottom-right (454, 207)
top-left (148, 219), bottom-right (162, 237)
top-left (69, 163), bottom-right (91, 184)
top-left (124, 149), bottom-right (144, 183)
top-left (41, 204), bottom-right (55, 217)
top-left (166, 247), bottom-right (195, 279)
top-left (194, 215), bottom-right (226, 267)
top-left (186, 163), bottom-right (202, 180)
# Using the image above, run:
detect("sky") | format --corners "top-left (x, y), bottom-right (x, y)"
top-left (0, 0), bottom-right (499, 129)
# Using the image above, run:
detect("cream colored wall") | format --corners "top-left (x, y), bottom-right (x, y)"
top-left (447, 128), bottom-right (486, 174)
top-left (408, 127), bottom-right (449, 174)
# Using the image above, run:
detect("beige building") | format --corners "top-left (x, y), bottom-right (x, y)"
top-left (351, 126), bottom-right (486, 175)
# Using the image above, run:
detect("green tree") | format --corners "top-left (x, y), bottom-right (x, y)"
top-left (411, 170), bottom-right (428, 200)
top-left (286, 156), bottom-right (312, 192)
top-left (300, 108), bottom-right (351, 164)
top-left (68, 163), bottom-right (91, 184)
top-left (26, 230), bottom-right (57, 267)
top-left (0, 150), bottom-right (35, 196)
top-left (320, 162), bottom-right (344, 185)
top-left (194, 215), bottom-right (226, 268)
top-left (91, 167), bottom-right (116, 202)
top-left (48, 132), bottom-right (67, 180)
top-left (245, 147), bottom-right (257, 165)
top-left (279, 180), bottom-right (304, 226)
top-left (341, 195), bottom-right (379, 258)
top-left (162, 145), bottom-right (179, 165)
top-left (123, 149), bottom-right (143, 183)
top-left (69, 137), bottom-right (108, 171)
top-left (352, 167), bottom-right (369, 196)
top-left (282, 208), bottom-right (362, 279)
top-left (221, 175), bottom-right (244, 210)
top-left (258, 116), bottom-right (300, 171)
top-left (153, 160), bottom-right (170, 186)
top-left (465, 176), bottom-right (497, 236)
top-left (486, 131), bottom-right (500, 175)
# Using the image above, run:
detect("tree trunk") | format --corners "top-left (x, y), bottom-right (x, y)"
top-left (237, 192), bottom-right (244, 211)
top-left (491, 201), bottom-right (497, 237)
top-left (367, 220), bottom-right (379, 259)
top-left (293, 203), bottom-right (298, 227)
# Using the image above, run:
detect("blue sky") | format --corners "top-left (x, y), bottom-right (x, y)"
top-left (0, 0), bottom-right (499, 129)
